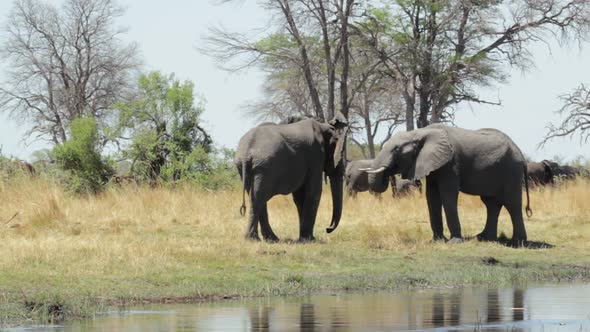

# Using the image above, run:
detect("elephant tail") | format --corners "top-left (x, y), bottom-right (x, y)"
top-left (523, 164), bottom-right (533, 218)
top-left (239, 159), bottom-right (250, 217)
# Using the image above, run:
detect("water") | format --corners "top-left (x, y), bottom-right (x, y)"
top-left (9, 284), bottom-right (590, 331)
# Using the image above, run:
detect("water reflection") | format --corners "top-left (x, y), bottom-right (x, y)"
top-left (513, 288), bottom-right (525, 322)
top-left (248, 304), bottom-right (269, 331)
top-left (10, 284), bottom-right (590, 332)
top-left (487, 289), bottom-right (500, 324)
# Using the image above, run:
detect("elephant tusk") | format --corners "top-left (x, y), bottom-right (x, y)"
top-left (358, 168), bottom-right (373, 171)
top-left (365, 166), bottom-right (387, 174)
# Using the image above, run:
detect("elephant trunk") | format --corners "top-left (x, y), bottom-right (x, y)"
top-left (368, 171), bottom-right (389, 193)
top-left (326, 171), bottom-right (343, 234)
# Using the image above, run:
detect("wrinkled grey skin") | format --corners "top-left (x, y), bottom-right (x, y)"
top-left (345, 159), bottom-right (377, 197)
top-left (392, 177), bottom-right (422, 196)
top-left (527, 161), bottom-right (554, 186)
top-left (367, 124), bottom-right (531, 246)
top-left (235, 114), bottom-right (348, 242)
top-left (345, 159), bottom-right (401, 198)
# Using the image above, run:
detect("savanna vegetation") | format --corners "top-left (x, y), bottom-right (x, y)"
top-left (1, 0), bottom-right (590, 327)
top-left (0, 175), bottom-right (590, 324)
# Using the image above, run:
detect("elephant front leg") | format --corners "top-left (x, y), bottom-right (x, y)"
top-left (440, 190), bottom-right (462, 242)
top-left (437, 177), bottom-right (462, 242)
top-left (426, 180), bottom-right (445, 241)
top-left (294, 185), bottom-right (320, 242)
top-left (478, 196), bottom-right (501, 241)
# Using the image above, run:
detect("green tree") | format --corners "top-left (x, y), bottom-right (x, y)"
top-left (362, 0), bottom-right (590, 129)
top-left (53, 117), bottom-right (114, 193)
top-left (117, 71), bottom-right (212, 184)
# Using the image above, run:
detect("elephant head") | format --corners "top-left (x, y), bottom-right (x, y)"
top-left (322, 112), bottom-right (348, 233)
top-left (540, 160), bottom-right (554, 184)
top-left (367, 127), bottom-right (453, 193)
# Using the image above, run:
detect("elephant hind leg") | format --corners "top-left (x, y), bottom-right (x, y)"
top-left (245, 179), bottom-right (266, 241)
top-left (259, 203), bottom-right (279, 242)
top-left (478, 196), bottom-right (502, 241)
top-left (246, 201), bottom-right (261, 241)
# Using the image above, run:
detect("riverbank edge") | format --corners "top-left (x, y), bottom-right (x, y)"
top-left (2, 260), bottom-right (590, 327)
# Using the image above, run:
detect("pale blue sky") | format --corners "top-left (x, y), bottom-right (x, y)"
top-left (0, 0), bottom-right (588, 161)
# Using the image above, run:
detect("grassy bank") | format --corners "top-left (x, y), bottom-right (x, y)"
top-left (1, 177), bottom-right (589, 325)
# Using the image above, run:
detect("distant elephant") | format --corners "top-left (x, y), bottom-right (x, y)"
top-left (544, 160), bottom-right (589, 181)
top-left (365, 124), bottom-right (531, 246)
top-left (3, 160), bottom-right (36, 176)
top-left (235, 113), bottom-right (348, 242)
top-left (526, 160), bottom-right (554, 186)
top-left (392, 177), bottom-right (422, 196)
top-left (345, 159), bottom-right (378, 197)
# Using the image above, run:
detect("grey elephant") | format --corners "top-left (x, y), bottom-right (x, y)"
top-left (526, 160), bottom-right (554, 186)
top-left (345, 159), bottom-right (379, 197)
top-left (392, 177), bottom-right (422, 196)
top-left (365, 124), bottom-right (532, 246)
top-left (544, 160), bottom-right (590, 181)
top-left (235, 113), bottom-right (348, 242)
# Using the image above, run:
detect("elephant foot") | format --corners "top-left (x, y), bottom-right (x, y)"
top-left (509, 237), bottom-right (527, 248)
top-left (245, 233), bottom-right (261, 241)
top-left (263, 234), bottom-right (280, 243)
top-left (447, 237), bottom-right (464, 244)
top-left (432, 234), bottom-right (448, 242)
top-left (476, 232), bottom-right (497, 242)
top-left (298, 235), bottom-right (316, 243)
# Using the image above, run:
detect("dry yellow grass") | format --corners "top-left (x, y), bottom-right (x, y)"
top-left (0, 176), bottom-right (589, 323)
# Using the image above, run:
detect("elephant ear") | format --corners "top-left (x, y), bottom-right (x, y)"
top-left (329, 112), bottom-right (348, 167)
top-left (408, 128), bottom-right (453, 180)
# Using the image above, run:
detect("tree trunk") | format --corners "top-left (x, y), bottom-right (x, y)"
top-left (279, 0), bottom-right (325, 122)
top-left (338, 0), bottom-right (354, 120)
top-left (362, 95), bottom-right (375, 158)
top-left (317, 0), bottom-right (335, 121)
top-left (403, 79), bottom-right (416, 131)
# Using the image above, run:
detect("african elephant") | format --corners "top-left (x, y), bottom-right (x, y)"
top-left (345, 159), bottom-right (378, 197)
top-left (235, 113), bottom-right (348, 242)
top-left (365, 124), bottom-right (531, 245)
top-left (526, 160), bottom-right (554, 186)
top-left (392, 177), bottom-right (422, 196)
top-left (544, 160), bottom-right (589, 181)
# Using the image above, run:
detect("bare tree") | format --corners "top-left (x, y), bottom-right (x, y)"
top-left (203, 0), bottom-right (358, 122)
top-left (348, 79), bottom-right (405, 158)
top-left (541, 84), bottom-right (590, 145)
top-left (244, 68), bottom-right (317, 122)
top-left (0, 0), bottom-right (140, 145)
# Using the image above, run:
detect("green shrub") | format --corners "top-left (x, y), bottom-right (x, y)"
top-left (53, 117), bottom-right (114, 194)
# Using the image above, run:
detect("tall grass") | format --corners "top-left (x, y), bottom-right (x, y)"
top-left (0, 176), bottom-right (589, 324)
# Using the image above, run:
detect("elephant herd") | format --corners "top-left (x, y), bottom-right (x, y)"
top-left (526, 159), bottom-right (589, 186)
top-left (235, 115), bottom-right (582, 247)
